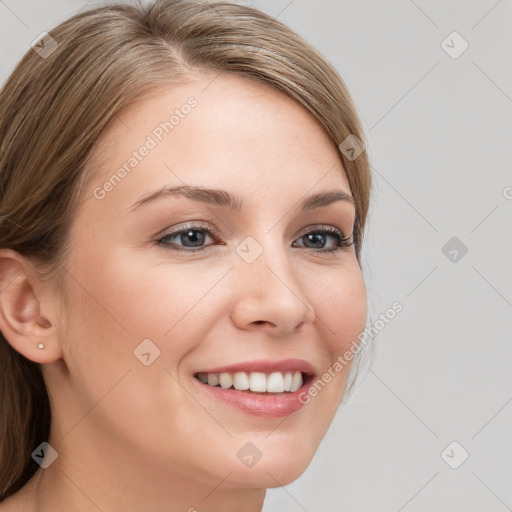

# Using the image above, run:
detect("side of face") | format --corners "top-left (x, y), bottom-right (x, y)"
top-left (38, 72), bottom-right (367, 488)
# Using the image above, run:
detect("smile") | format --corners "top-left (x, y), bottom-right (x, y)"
top-left (194, 370), bottom-right (305, 393)
top-left (192, 359), bottom-right (315, 418)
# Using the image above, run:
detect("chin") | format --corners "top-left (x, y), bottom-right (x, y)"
top-left (220, 440), bottom-right (318, 488)
top-left (224, 464), bottom-right (311, 489)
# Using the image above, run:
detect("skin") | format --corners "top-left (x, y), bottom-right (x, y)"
top-left (0, 72), bottom-right (367, 511)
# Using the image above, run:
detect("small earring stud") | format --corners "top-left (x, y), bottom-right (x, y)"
top-left (37, 342), bottom-right (45, 350)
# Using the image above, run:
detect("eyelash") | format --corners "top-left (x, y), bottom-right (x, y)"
top-left (156, 222), bottom-right (353, 255)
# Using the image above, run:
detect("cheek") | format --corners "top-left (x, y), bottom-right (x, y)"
top-left (56, 248), bottom-right (223, 441)
top-left (63, 247), bottom-right (227, 368)
top-left (310, 264), bottom-right (367, 357)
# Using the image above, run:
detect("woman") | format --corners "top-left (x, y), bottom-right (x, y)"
top-left (0, 1), bottom-right (372, 510)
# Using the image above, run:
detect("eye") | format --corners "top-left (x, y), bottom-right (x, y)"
top-left (293, 226), bottom-right (353, 253)
top-left (156, 222), bottom-right (217, 253)
top-left (156, 223), bottom-right (353, 254)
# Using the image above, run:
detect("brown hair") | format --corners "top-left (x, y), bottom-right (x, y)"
top-left (0, 0), bottom-right (372, 500)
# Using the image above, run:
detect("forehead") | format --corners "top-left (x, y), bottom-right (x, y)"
top-left (83, 72), bottom-right (351, 213)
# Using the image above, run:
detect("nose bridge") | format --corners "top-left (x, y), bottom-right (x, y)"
top-left (235, 232), bottom-right (295, 293)
top-left (230, 232), bottom-right (315, 333)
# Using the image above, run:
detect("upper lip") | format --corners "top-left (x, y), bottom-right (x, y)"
top-left (195, 358), bottom-right (315, 376)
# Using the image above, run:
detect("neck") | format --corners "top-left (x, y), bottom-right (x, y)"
top-left (19, 429), bottom-right (266, 512)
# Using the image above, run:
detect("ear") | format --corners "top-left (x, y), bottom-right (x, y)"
top-left (0, 249), bottom-right (62, 363)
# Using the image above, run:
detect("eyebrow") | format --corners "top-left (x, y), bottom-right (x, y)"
top-left (130, 185), bottom-right (355, 212)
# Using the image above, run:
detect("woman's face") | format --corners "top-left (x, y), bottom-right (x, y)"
top-left (47, 72), bottom-right (367, 490)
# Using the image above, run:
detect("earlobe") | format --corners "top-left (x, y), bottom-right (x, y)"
top-left (0, 250), bottom-right (62, 364)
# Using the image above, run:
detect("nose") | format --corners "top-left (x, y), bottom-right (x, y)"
top-left (230, 242), bottom-right (316, 337)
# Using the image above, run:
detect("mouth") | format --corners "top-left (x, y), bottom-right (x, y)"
top-left (192, 359), bottom-right (315, 418)
top-left (193, 370), bottom-right (311, 394)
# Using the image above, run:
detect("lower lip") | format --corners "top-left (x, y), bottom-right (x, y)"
top-left (193, 376), bottom-right (312, 418)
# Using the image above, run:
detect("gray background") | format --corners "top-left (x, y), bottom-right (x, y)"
top-left (1, 1), bottom-right (511, 511)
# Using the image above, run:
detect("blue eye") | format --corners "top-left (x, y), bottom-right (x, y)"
top-left (156, 223), bottom-right (353, 254)
top-left (293, 226), bottom-right (353, 252)
top-left (159, 228), bottom-right (212, 249)
top-left (157, 223), bottom-right (216, 253)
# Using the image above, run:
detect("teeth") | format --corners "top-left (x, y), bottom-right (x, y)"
top-left (197, 370), bottom-right (305, 393)
top-left (291, 371), bottom-right (303, 392)
top-left (267, 372), bottom-right (285, 393)
top-left (283, 372), bottom-right (292, 391)
top-left (233, 372), bottom-right (249, 390)
top-left (249, 372), bottom-right (267, 392)
top-left (207, 373), bottom-right (219, 386)
top-left (219, 373), bottom-right (232, 389)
